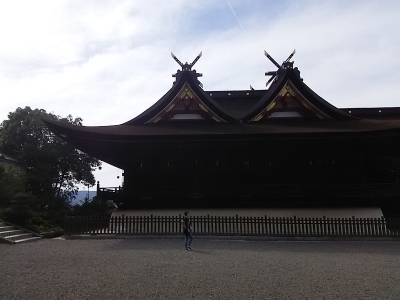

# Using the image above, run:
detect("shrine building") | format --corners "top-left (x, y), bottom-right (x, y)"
top-left (43, 51), bottom-right (400, 218)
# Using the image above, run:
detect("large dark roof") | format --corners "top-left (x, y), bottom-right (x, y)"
top-left (122, 66), bottom-right (357, 123)
top-left (43, 55), bottom-right (400, 169)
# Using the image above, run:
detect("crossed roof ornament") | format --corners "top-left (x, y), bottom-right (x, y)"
top-left (171, 51), bottom-right (203, 87)
top-left (171, 51), bottom-right (202, 71)
top-left (170, 50), bottom-right (296, 89)
top-left (264, 49), bottom-right (296, 87)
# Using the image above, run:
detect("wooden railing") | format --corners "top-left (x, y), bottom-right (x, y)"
top-left (96, 183), bottom-right (400, 199)
top-left (64, 215), bottom-right (400, 238)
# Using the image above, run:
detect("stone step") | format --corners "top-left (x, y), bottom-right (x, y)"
top-left (0, 226), bottom-right (15, 232)
top-left (5, 233), bottom-right (34, 242)
top-left (14, 236), bottom-right (42, 244)
top-left (0, 230), bottom-right (24, 238)
top-left (0, 220), bottom-right (42, 244)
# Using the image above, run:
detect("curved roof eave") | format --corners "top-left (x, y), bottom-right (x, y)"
top-left (43, 118), bottom-right (400, 141)
top-left (123, 71), bottom-right (237, 125)
top-left (242, 68), bottom-right (357, 123)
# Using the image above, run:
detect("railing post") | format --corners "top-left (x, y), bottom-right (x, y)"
top-left (271, 217), bottom-right (276, 236)
top-left (373, 218), bottom-right (379, 237)
top-left (356, 217), bottom-right (361, 236)
top-left (264, 215), bottom-right (267, 236)
top-left (179, 214), bottom-right (182, 235)
top-left (351, 216), bottom-right (356, 237)
top-left (387, 218), bottom-right (393, 237)
top-left (303, 217), bottom-right (307, 236)
top-left (235, 215), bottom-right (238, 235)
top-left (200, 215), bottom-right (204, 235)
top-left (344, 217), bottom-right (349, 237)
top-left (122, 215), bottom-right (125, 234)
top-left (368, 218), bottom-right (372, 236)
top-left (166, 216), bottom-right (170, 234)
top-left (359, 217), bottom-right (364, 236)
top-left (150, 214), bottom-right (153, 234)
top-left (298, 217), bottom-right (302, 236)
top-left (114, 215), bottom-right (118, 234)
top-left (114, 216), bottom-right (117, 234)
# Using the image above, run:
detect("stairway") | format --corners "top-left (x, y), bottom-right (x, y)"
top-left (0, 220), bottom-right (42, 244)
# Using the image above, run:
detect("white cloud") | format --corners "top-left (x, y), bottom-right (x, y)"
top-left (1, 0), bottom-right (400, 187)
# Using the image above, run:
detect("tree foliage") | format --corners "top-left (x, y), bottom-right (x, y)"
top-left (0, 164), bottom-right (27, 207)
top-left (0, 106), bottom-right (101, 210)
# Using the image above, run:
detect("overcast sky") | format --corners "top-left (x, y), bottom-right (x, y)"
top-left (1, 0), bottom-right (399, 189)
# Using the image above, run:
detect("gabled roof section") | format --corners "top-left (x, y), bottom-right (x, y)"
top-left (205, 89), bottom-right (267, 119)
top-left (144, 80), bottom-right (231, 123)
top-left (124, 57), bottom-right (237, 124)
top-left (243, 67), bottom-right (356, 123)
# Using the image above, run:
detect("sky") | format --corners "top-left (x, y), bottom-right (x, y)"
top-left (0, 0), bottom-right (399, 189)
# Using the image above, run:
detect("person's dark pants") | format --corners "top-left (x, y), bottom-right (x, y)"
top-left (184, 231), bottom-right (193, 248)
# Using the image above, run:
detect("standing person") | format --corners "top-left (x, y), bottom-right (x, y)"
top-left (182, 211), bottom-right (193, 251)
top-left (106, 199), bottom-right (118, 215)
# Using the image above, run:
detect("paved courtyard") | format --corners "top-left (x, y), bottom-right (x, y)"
top-left (1, 238), bottom-right (399, 299)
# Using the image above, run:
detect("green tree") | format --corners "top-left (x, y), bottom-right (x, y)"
top-left (0, 106), bottom-right (101, 210)
top-left (0, 164), bottom-right (27, 207)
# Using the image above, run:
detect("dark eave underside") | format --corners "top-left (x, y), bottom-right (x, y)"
top-left (43, 118), bottom-right (400, 142)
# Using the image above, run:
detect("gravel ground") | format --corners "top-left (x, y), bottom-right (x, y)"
top-left (1, 238), bottom-right (400, 299)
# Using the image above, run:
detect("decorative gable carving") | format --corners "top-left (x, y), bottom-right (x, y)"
top-left (146, 83), bottom-right (227, 123)
top-left (249, 81), bottom-right (333, 122)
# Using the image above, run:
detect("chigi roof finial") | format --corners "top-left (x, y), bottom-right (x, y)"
top-left (171, 51), bottom-right (202, 71)
top-left (264, 49), bottom-right (296, 87)
top-left (171, 52), bottom-right (203, 87)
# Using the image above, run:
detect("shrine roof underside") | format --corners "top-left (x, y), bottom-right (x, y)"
top-left (43, 118), bottom-right (400, 140)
